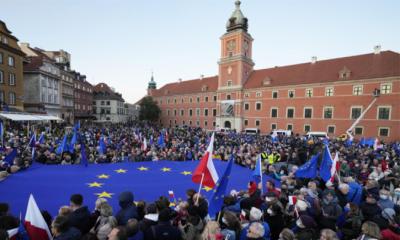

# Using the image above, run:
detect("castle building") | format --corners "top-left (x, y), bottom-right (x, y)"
top-left (148, 1), bottom-right (400, 141)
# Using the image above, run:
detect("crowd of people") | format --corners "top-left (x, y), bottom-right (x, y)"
top-left (0, 120), bottom-right (400, 239)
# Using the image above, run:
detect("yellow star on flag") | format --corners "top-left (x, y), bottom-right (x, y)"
top-left (95, 191), bottom-right (113, 198)
top-left (115, 169), bottom-right (127, 173)
top-left (181, 171), bottom-right (192, 176)
top-left (87, 182), bottom-right (104, 188)
top-left (138, 166), bottom-right (149, 171)
top-left (161, 167), bottom-right (171, 172)
top-left (203, 186), bottom-right (213, 192)
top-left (97, 174), bottom-right (110, 179)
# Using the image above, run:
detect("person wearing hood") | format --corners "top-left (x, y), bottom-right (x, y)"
top-left (139, 203), bottom-right (158, 233)
top-left (360, 193), bottom-right (381, 222)
top-left (265, 203), bottom-right (285, 240)
top-left (68, 194), bottom-right (91, 235)
top-left (320, 190), bottom-right (342, 230)
top-left (116, 191), bottom-right (138, 226)
top-left (178, 205), bottom-right (205, 240)
top-left (294, 215), bottom-right (317, 240)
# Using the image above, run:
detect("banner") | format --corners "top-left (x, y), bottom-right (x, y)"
top-left (220, 100), bottom-right (235, 116)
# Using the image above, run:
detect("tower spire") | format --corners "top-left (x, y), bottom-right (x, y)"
top-left (226, 0), bottom-right (248, 32)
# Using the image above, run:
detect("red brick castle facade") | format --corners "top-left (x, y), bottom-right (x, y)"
top-left (147, 1), bottom-right (400, 141)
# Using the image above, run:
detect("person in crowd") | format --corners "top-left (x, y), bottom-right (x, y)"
top-left (126, 218), bottom-right (144, 240)
top-left (265, 203), bottom-right (285, 240)
top-left (51, 215), bottom-right (82, 240)
top-left (220, 211), bottom-right (241, 240)
top-left (278, 228), bottom-right (295, 240)
top-left (0, 203), bottom-right (18, 230)
top-left (357, 221), bottom-right (382, 240)
top-left (341, 203), bottom-right (364, 240)
top-left (246, 222), bottom-right (265, 240)
top-left (360, 193), bottom-right (381, 222)
top-left (320, 189), bottom-right (343, 230)
top-left (294, 215), bottom-right (317, 240)
top-left (319, 229), bottom-right (339, 240)
top-left (116, 191), bottom-right (138, 225)
top-left (139, 203), bottom-right (158, 233)
top-left (108, 226), bottom-right (128, 240)
top-left (68, 194), bottom-right (91, 235)
top-left (240, 207), bottom-right (270, 240)
top-left (201, 221), bottom-right (222, 240)
top-left (90, 202), bottom-right (117, 240)
top-left (178, 205), bottom-right (205, 240)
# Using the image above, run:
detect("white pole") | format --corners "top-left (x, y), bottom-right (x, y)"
top-left (196, 173), bottom-right (205, 205)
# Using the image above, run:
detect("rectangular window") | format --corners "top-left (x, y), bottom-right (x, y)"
top-left (244, 103), bottom-right (249, 111)
top-left (304, 108), bottom-right (312, 118)
top-left (9, 92), bottom-right (16, 105)
top-left (353, 85), bottom-right (363, 95)
top-left (204, 109), bottom-right (208, 116)
top-left (304, 125), bottom-right (311, 132)
top-left (205, 96), bottom-right (208, 102)
top-left (0, 71), bottom-right (3, 83)
top-left (180, 109), bottom-right (184, 116)
top-left (287, 108), bottom-right (294, 118)
top-left (271, 123), bottom-right (277, 130)
top-left (351, 107), bottom-right (362, 120)
top-left (213, 121), bottom-right (216, 127)
top-left (256, 102), bottom-right (261, 111)
top-left (324, 107), bottom-right (333, 119)
top-left (325, 87), bottom-right (334, 96)
top-left (196, 108), bottom-right (200, 116)
top-left (272, 91), bottom-right (278, 99)
top-left (379, 128), bottom-right (389, 137)
top-left (305, 88), bottom-right (313, 97)
top-left (196, 121), bottom-right (200, 126)
top-left (189, 120), bottom-right (192, 125)
top-left (189, 98), bottom-right (193, 103)
top-left (271, 108), bottom-right (278, 118)
top-left (174, 98), bottom-right (177, 104)
top-left (8, 56), bottom-right (15, 67)
top-left (287, 124), bottom-right (293, 130)
top-left (381, 83), bottom-right (392, 94)
top-left (288, 90), bottom-right (295, 98)
top-left (378, 107), bottom-right (390, 120)
top-left (244, 119), bottom-right (248, 126)
top-left (327, 126), bottom-right (335, 134)
top-left (181, 98), bottom-right (184, 103)
top-left (213, 109), bottom-right (217, 117)
top-left (196, 97), bottom-right (200, 103)
top-left (9, 73), bottom-right (15, 85)
top-left (204, 121), bottom-right (208, 127)
top-left (106, 101), bottom-right (110, 105)
top-left (227, 80), bottom-right (232, 87)
top-left (255, 120), bottom-right (260, 126)
top-left (226, 94), bottom-right (231, 100)
top-left (174, 109), bottom-right (177, 116)
top-left (213, 95), bottom-right (217, 101)
top-left (189, 109), bottom-right (193, 116)
top-left (0, 52), bottom-right (3, 64)
top-left (256, 92), bottom-right (262, 97)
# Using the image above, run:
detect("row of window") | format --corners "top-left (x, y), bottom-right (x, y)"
top-left (0, 91), bottom-right (16, 105)
top-left (161, 95), bottom-right (218, 105)
top-left (0, 71), bottom-right (16, 85)
top-left (41, 77), bottom-right (59, 90)
top-left (167, 119), bottom-right (216, 128)
top-left (166, 108), bottom-right (217, 117)
top-left (0, 52), bottom-right (15, 67)
top-left (74, 104), bottom-right (92, 111)
top-left (41, 93), bottom-right (59, 104)
top-left (267, 106), bottom-right (391, 120)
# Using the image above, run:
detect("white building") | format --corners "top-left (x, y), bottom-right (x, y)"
top-left (93, 83), bottom-right (127, 123)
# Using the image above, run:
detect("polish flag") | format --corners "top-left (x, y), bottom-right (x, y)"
top-left (327, 152), bottom-right (340, 184)
top-left (192, 133), bottom-right (219, 188)
top-left (141, 137), bottom-right (147, 151)
top-left (288, 196), bottom-right (297, 205)
top-left (7, 227), bottom-right (18, 239)
top-left (374, 138), bottom-right (383, 151)
top-left (25, 194), bottom-right (52, 240)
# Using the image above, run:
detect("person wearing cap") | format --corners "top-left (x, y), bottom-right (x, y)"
top-left (239, 207), bottom-right (270, 240)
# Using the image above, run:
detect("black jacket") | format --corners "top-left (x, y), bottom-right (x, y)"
top-left (54, 227), bottom-right (82, 240)
top-left (116, 192), bottom-right (138, 225)
top-left (144, 221), bottom-right (183, 240)
top-left (68, 206), bottom-right (91, 235)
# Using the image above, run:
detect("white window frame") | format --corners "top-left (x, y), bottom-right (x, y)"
top-left (304, 124), bottom-right (311, 132)
top-left (255, 101), bottom-right (262, 111)
top-left (9, 73), bottom-right (15, 86)
top-left (377, 106), bottom-right (391, 120)
top-left (325, 87), bottom-right (334, 97)
top-left (288, 89), bottom-right (295, 98)
top-left (305, 88), bottom-right (313, 97)
top-left (327, 125), bottom-right (336, 134)
top-left (378, 127), bottom-right (390, 137)
top-left (204, 108), bottom-right (208, 116)
top-left (380, 83), bottom-right (392, 94)
top-left (8, 56), bottom-right (15, 67)
top-left (323, 106), bottom-right (334, 119)
top-left (350, 106), bottom-right (363, 120)
top-left (256, 91), bottom-right (262, 97)
top-left (9, 92), bottom-right (16, 105)
top-left (304, 107), bottom-right (313, 119)
top-left (286, 107), bottom-right (295, 119)
top-left (353, 85), bottom-right (363, 95)
top-left (271, 107), bottom-right (278, 118)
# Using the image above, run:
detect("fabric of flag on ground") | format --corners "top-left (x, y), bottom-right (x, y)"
top-left (0, 160), bottom-right (278, 217)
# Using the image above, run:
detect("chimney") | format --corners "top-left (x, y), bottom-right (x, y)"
top-left (200, 74), bottom-right (204, 80)
top-left (374, 45), bottom-right (381, 54)
top-left (311, 56), bottom-right (317, 64)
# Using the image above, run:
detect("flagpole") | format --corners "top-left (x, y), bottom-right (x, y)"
top-left (196, 173), bottom-right (205, 205)
top-left (260, 154), bottom-right (263, 195)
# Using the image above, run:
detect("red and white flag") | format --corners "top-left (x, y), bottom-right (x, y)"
top-left (374, 138), bottom-right (383, 151)
top-left (7, 227), bottom-right (18, 239)
top-left (25, 194), bottom-right (52, 240)
top-left (141, 137), bottom-right (147, 151)
top-left (288, 196), bottom-right (297, 205)
top-left (192, 133), bottom-right (219, 188)
top-left (327, 152), bottom-right (340, 184)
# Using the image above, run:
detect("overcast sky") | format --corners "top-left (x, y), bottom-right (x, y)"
top-left (2, 0), bottom-right (399, 103)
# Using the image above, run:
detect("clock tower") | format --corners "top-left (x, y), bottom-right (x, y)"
top-left (218, 0), bottom-right (254, 90)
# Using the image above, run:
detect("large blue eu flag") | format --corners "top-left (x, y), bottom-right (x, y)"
top-left (295, 153), bottom-right (320, 179)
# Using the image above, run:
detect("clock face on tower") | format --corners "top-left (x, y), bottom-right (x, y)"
top-left (227, 40), bottom-right (236, 51)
